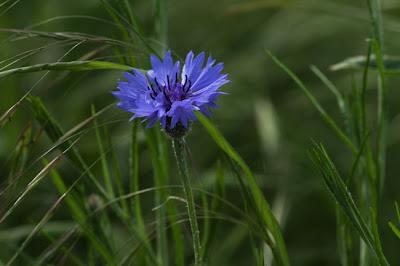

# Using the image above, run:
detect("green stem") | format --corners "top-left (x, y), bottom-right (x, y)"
top-left (172, 138), bottom-right (202, 266)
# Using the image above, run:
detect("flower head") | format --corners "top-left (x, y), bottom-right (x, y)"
top-left (113, 51), bottom-right (229, 136)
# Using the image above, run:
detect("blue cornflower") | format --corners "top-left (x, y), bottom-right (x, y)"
top-left (113, 51), bottom-right (229, 136)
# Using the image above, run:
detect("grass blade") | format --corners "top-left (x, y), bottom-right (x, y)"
top-left (196, 112), bottom-right (290, 266)
top-left (266, 50), bottom-right (358, 155)
top-left (371, 38), bottom-right (387, 194)
top-left (330, 55), bottom-right (400, 75)
top-left (91, 105), bottom-right (115, 199)
top-left (309, 143), bottom-right (389, 266)
top-left (0, 60), bottom-right (134, 78)
top-left (388, 222), bottom-right (400, 239)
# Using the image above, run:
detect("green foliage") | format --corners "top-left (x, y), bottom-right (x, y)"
top-left (0, 0), bottom-right (399, 265)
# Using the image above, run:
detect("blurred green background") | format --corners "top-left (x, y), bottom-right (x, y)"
top-left (0, 0), bottom-right (399, 265)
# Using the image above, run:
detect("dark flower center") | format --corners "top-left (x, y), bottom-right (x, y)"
top-left (147, 74), bottom-right (192, 107)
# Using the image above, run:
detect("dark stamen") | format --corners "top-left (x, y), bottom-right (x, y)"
top-left (154, 78), bottom-right (161, 91)
top-left (167, 75), bottom-right (171, 90)
top-left (163, 90), bottom-right (171, 103)
top-left (175, 72), bottom-right (178, 85)
top-left (148, 84), bottom-right (157, 96)
top-left (150, 94), bottom-right (155, 100)
top-left (185, 80), bottom-right (192, 93)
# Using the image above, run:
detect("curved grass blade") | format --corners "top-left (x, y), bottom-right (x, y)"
top-left (195, 113), bottom-right (290, 266)
top-left (266, 50), bottom-right (358, 155)
top-left (0, 28), bottom-right (135, 48)
top-left (310, 65), bottom-right (347, 116)
top-left (0, 60), bottom-right (134, 79)
top-left (330, 55), bottom-right (400, 75)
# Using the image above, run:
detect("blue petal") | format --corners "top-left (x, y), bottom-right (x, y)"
top-left (146, 112), bottom-right (159, 128)
top-left (182, 51), bottom-right (205, 84)
top-left (148, 50), bottom-right (180, 86)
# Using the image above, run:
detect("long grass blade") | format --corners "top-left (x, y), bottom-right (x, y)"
top-left (0, 60), bottom-right (134, 79)
top-left (266, 50), bottom-right (358, 155)
top-left (196, 112), bottom-right (290, 266)
top-left (309, 143), bottom-right (389, 266)
top-left (92, 105), bottom-right (115, 199)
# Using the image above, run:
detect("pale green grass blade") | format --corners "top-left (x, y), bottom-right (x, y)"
top-left (330, 55), bottom-right (400, 75)
top-left (310, 65), bottom-right (347, 116)
top-left (0, 60), bottom-right (133, 78)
